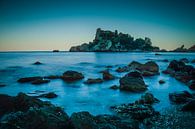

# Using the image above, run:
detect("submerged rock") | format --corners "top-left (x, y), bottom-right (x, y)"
top-left (33, 61), bottom-right (42, 65)
top-left (31, 79), bottom-right (50, 85)
top-left (17, 76), bottom-right (43, 83)
top-left (0, 84), bottom-right (6, 87)
top-left (38, 92), bottom-right (58, 99)
top-left (109, 85), bottom-right (119, 90)
top-left (119, 71), bottom-right (147, 92)
top-left (61, 70), bottom-right (84, 82)
top-left (169, 91), bottom-right (193, 104)
top-left (84, 78), bottom-right (103, 84)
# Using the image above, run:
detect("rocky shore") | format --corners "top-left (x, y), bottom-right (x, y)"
top-left (1, 58), bottom-right (195, 129)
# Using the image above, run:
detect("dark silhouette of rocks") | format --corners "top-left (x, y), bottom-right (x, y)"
top-left (172, 44), bottom-right (195, 52)
top-left (84, 78), bottom-right (103, 84)
top-left (70, 28), bottom-right (160, 52)
top-left (33, 61), bottom-right (42, 65)
top-left (53, 50), bottom-right (59, 52)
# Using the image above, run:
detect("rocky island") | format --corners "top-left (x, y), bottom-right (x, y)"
top-left (70, 28), bottom-right (160, 52)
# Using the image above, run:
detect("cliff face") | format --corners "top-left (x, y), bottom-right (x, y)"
top-left (69, 28), bottom-right (160, 52)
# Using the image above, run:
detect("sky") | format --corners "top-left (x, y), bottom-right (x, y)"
top-left (0, 0), bottom-right (194, 51)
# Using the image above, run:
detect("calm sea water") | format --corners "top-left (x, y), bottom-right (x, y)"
top-left (0, 52), bottom-right (195, 115)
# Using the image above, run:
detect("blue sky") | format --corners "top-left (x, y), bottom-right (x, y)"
top-left (0, 0), bottom-right (194, 51)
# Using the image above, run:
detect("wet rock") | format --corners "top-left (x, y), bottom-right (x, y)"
top-left (163, 60), bottom-right (195, 84)
top-left (109, 85), bottom-right (119, 90)
top-left (102, 71), bottom-right (115, 80)
top-left (115, 66), bottom-right (131, 73)
top-left (128, 61), bottom-right (159, 76)
top-left (17, 76), bottom-right (43, 83)
top-left (61, 70), bottom-right (84, 82)
top-left (0, 94), bottom-right (14, 117)
top-left (44, 75), bottom-right (61, 79)
top-left (135, 93), bottom-right (160, 105)
top-left (70, 111), bottom-right (97, 129)
top-left (119, 71), bottom-right (147, 92)
top-left (111, 103), bottom-right (159, 120)
top-left (159, 80), bottom-right (165, 84)
top-left (84, 78), bottom-right (103, 84)
top-left (38, 92), bottom-right (58, 99)
top-left (182, 100), bottom-right (195, 111)
top-left (31, 79), bottom-right (50, 85)
top-left (53, 50), bottom-right (59, 52)
top-left (33, 61), bottom-right (42, 65)
top-left (179, 58), bottom-right (189, 63)
top-left (169, 91), bottom-right (193, 104)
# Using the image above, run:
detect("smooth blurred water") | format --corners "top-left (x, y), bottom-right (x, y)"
top-left (0, 52), bottom-right (195, 115)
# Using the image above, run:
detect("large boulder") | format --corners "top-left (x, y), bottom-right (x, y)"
top-left (119, 71), bottom-right (147, 92)
top-left (61, 70), bottom-right (84, 82)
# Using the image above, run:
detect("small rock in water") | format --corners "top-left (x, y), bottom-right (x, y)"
top-left (17, 76), bottom-right (43, 83)
top-left (135, 92), bottom-right (160, 105)
top-left (33, 61), bottom-right (42, 65)
top-left (84, 78), bottom-right (103, 84)
top-left (31, 79), bottom-right (50, 85)
top-left (38, 92), bottom-right (58, 99)
top-left (116, 66), bottom-right (131, 73)
top-left (102, 71), bottom-right (115, 80)
top-left (44, 75), bottom-right (61, 79)
top-left (109, 85), bottom-right (119, 90)
top-left (159, 80), bottom-right (165, 84)
top-left (61, 70), bottom-right (84, 82)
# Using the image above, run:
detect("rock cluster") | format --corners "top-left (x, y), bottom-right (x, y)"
top-left (0, 93), bottom-right (140, 129)
top-left (70, 28), bottom-right (160, 52)
top-left (162, 60), bottom-right (195, 89)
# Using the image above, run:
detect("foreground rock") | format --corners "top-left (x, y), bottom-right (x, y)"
top-left (0, 93), bottom-right (71, 129)
top-left (182, 100), bottom-right (195, 111)
top-left (70, 112), bottom-right (139, 129)
top-left (61, 70), bottom-right (84, 82)
top-left (0, 93), bottom-right (140, 129)
top-left (162, 60), bottom-right (195, 86)
top-left (84, 78), bottom-right (103, 84)
top-left (119, 71), bottom-right (147, 92)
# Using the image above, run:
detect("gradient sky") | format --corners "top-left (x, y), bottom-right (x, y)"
top-left (0, 0), bottom-right (194, 51)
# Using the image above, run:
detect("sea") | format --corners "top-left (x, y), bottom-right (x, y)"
top-left (0, 52), bottom-right (195, 115)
